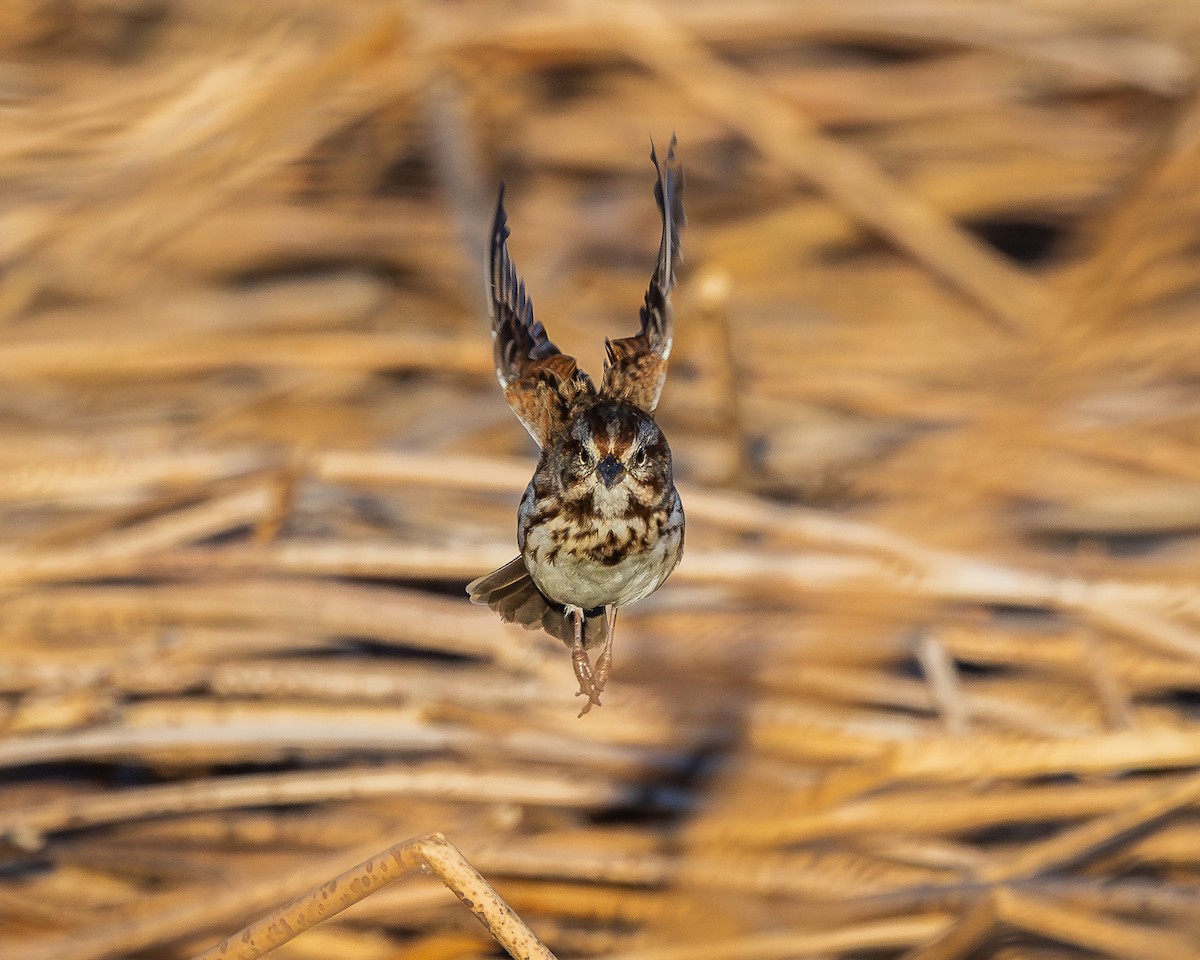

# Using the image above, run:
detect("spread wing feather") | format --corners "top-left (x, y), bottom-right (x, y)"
top-left (600, 135), bottom-right (684, 414)
top-left (489, 184), bottom-right (592, 448)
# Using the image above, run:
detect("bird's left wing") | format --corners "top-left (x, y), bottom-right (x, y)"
top-left (600, 135), bottom-right (684, 414)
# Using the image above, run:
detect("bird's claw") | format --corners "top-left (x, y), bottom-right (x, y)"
top-left (575, 683), bottom-right (604, 716)
top-left (571, 630), bottom-right (604, 716)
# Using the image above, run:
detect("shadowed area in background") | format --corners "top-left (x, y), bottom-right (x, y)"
top-left (3, 2), bottom-right (1200, 958)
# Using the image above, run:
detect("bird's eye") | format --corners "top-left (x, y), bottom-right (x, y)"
top-left (634, 447), bottom-right (647, 467)
top-left (576, 449), bottom-right (589, 466)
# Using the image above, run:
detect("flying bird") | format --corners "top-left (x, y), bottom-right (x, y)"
top-left (467, 137), bottom-right (685, 715)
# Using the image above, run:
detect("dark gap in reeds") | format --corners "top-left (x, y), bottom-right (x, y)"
top-left (962, 218), bottom-right (1067, 266)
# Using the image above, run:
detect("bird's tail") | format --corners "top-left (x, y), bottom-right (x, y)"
top-left (467, 557), bottom-right (606, 647)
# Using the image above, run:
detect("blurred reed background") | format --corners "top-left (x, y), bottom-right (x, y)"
top-left (3, 1), bottom-right (1200, 958)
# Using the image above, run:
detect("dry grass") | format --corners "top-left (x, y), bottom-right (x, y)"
top-left (3, 1), bottom-right (1200, 958)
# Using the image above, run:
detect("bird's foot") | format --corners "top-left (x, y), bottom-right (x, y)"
top-left (571, 641), bottom-right (603, 716)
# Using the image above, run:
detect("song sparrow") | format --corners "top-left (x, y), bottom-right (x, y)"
top-left (467, 137), bottom-right (685, 715)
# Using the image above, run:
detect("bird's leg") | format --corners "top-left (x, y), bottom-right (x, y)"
top-left (570, 607), bottom-right (603, 716)
top-left (593, 605), bottom-right (618, 694)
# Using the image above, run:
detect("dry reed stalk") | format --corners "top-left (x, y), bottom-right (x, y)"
top-left (189, 833), bottom-right (556, 960)
top-left (898, 896), bottom-right (997, 960)
top-left (3, 835), bottom-right (529, 960)
top-left (0, 331), bottom-right (490, 380)
top-left (0, 767), bottom-right (627, 842)
top-left (991, 887), bottom-right (1197, 960)
top-left (599, 914), bottom-right (952, 960)
top-left (982, 769), bottom-right (1200, 882)
top-left (432, 0), bottom-right (1190, 93)
top-left (692, 775), bottom-right (1195, 846)
top-left (0, 704), bottom-right (678, 771)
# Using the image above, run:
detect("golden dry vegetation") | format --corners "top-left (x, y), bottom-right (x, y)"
top-left (4, 1), bottom-right (1200, 958)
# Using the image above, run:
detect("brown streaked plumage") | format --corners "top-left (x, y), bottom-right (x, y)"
top-left (467, 136), bottom-right (685, 715)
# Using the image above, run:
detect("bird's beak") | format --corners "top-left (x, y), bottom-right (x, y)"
top-left (597, 455), bottom-right (624, 488)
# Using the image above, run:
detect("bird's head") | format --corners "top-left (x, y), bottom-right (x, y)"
top-left (555, 400), bottom-right (673, 516)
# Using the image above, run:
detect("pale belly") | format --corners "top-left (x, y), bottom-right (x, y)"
top-left (522, 496), bottom-right (684, 611)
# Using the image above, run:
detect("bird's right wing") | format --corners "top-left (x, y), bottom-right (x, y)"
top-left (489, 184), bottom-right (593, 448)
